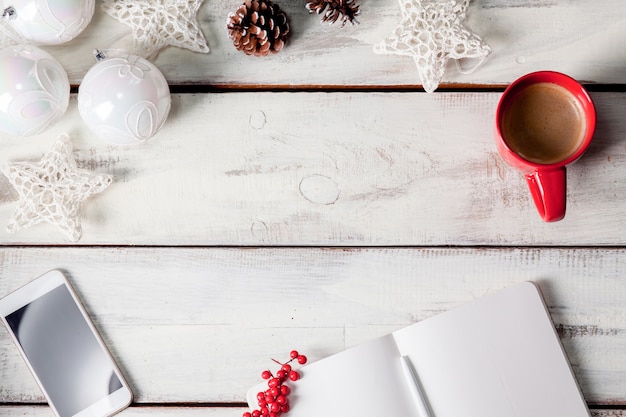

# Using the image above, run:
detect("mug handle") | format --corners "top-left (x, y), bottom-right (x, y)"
top-left (525, 168), bottom-right (566, 222)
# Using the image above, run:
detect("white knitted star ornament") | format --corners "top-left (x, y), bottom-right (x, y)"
top-left (374, 0), bottom-right (490, 93)
top-left (101, 0), bottom-right (210, 58)
top-left (2, 134), bottom-right (112, 242)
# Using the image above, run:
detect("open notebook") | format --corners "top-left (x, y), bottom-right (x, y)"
top-left (247, 282), bottom-right (590, 417)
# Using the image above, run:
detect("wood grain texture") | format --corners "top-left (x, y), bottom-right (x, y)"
top-left (2, 1), bottom-right (626, 414)
top-left (0, 406), bottom-right (240, 417)
top-left (0, 407), bottom-right (623, 417)
top-left (1, 92), bottom-right (625, 245)
top-left (0, 247), bottom-right (625, 405)
top-left (32, 0), bottom-right (626, 87)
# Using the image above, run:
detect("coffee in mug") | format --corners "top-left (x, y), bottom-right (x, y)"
top-left (495, 71), bottom-right (596, 222)
top-left (500, 82), bottom-right (587, 165)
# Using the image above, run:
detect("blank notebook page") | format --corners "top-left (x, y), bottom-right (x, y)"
top-left (392, 282), bottom-right (590, 417)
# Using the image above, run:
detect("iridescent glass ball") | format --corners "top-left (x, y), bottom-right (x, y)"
top-left (2, 0), bottom-right (95, 45)
top-left (77, 53), bottom-right (171, 146)
top-left (0, 45), bottom-right (70, 136)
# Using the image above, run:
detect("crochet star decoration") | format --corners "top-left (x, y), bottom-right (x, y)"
top-left (374, 0), bottom-right (490, 93)
top-left (2, 134), bottom-right (112, 242)
top-left (101, 0), bottom-right (210, 58)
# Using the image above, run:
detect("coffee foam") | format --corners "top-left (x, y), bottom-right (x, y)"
top-left (502, 82), bottom-right (586, 165)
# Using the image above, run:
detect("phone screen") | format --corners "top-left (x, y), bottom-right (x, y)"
top-left (5, 283), bottom-right (124, 417)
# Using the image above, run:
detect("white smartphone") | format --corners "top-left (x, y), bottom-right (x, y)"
top-left (0, 270), bottom-right (133, 417)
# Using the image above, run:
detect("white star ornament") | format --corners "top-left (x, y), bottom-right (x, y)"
top-left (101, 0), bottom-right (210, 58)
top-left (2, 134), bottom-right (112, 242)
top-left (374, 0), bottom-right (490, 93)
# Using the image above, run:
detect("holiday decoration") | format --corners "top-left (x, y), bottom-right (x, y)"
top-left (305, 0), bottom-right (360, 26)
top-left (77, 50), bottom-right (171, 145)
top-left (101, 0), bottom-right (210, 58)
top-left (244, 350), bottom-right (308, 417)
top-left (2, 134), bottom-right (112, 242)
top-left (374, 0), bottom-right (490, 93)
top-left (227, 0), bottom-right (289, 57)
top-left (0, 45), bottom-right (69, 137)
top-left (0, 0), bottom-right (95, 45)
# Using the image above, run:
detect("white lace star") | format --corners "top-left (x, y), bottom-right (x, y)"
top-left (374, 0), bottom-right (490, 93)
top-left (101, 0), bottom-right (210, 58)
top-left (2, 134), bottom-right (112, 242)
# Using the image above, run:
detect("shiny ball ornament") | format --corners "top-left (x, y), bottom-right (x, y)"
top-left (78, 53), bottom-right (171, 145)
top-left (1, 0), bottom-right (95, 45)
top-left (0, 45), bottom-right (70, 136)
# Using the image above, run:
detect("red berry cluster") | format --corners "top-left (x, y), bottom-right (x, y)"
top-left (243, 350), bottom-right (308, 417)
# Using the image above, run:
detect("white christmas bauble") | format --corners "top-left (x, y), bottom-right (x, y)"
top-left (78, 53), bottom-right (171, 145)
top-left (0, 45), bottom-right (70, 137)
top-left (2, 0), bottom-right (95, 45)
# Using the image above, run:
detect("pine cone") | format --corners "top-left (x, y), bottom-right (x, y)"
top-left (305, 0), bottom-right (360, 26)
top-left (226, 0), bottom-right (290, 57)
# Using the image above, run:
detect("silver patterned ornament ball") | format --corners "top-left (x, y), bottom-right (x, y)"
top-left (77, 52), bottom-right (172, 146)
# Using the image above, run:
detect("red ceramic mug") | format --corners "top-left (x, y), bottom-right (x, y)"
top-left (495, 71), bottom-right (596, 222)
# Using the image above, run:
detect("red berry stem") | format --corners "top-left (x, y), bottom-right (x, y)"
top-left (243, 350), bottom-right (308, 417)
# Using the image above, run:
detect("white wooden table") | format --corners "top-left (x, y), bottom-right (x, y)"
top-left (1, 1), bottom-right (625, 415)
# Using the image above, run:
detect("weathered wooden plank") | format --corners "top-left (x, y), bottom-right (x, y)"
top-left (38, 0), bottom-right (626, 87)
top-left (0, 406), bottom-right (623, 417)
top-left (0, 247), bottom-right (624, 404)
top-left (0, 406), bottom-right (241, 417)
top-left (1, 92), bottom-right (625, 245)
